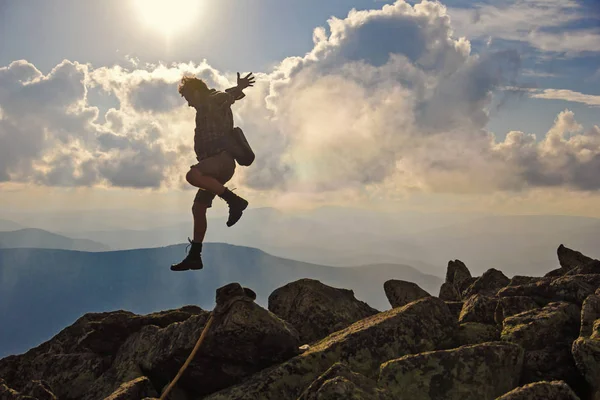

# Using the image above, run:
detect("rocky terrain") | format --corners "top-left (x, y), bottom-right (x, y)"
top-left (1, 244), bottom-right (600, 400)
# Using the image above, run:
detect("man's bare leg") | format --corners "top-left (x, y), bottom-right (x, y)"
top-left (192, 202), bottom-right (208, 243)
top-left (186, 167), bottom-right (249, 227)
top-left (186, 168), bottom-right (225, 195)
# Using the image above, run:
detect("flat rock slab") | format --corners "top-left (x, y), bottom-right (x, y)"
top-left (378, 342), bottom-right (524, 400)
top-left (204, 297), bottom-right (456, 400)
top-left (496, 380), bottom-right (581, 400)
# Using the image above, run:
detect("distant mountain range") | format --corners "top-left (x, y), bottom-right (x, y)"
top-left (0, 228), bottom-right (109, 252)
top-left (48, 208), bottom-right (600, 277)
top-left (0, 243), bottom-right (442, 358)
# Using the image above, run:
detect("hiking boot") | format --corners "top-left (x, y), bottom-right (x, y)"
top-left (170, 254), bottom-right (204, 271)
top-left (218, 188), bottom-right (249, 227)
top-left (170, 239), bottom-right (204, 271)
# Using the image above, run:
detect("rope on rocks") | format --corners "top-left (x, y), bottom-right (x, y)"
top-left (159, 313), bottom-right (214, 400)
top-left (159, 295), bottom-right (253, 400)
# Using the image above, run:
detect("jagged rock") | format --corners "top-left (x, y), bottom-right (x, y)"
top-left (104, 377), bottom-right (157, 400)
top-left (463, 268), bottom-right (510, 298)
top-left (496, 380), bottom-right (581, 400)
top-left (567, 260), bottom-right (600, 276)
top-left (581, 295), bottom-right (600, 337)
top-left (459, 295), bottom-right (498, 325)
top-left (204, 297), bottom-right (457, 400)
top-left (498, 275), bottom-right (600, 305)
top-left (446, 260), bottom-right (472, 288)
top-left (0, 306), bottom-right (203, 399)
top-left (268, 279), bottom-right (378, 344)
top-left (0, 379), bottom-right (23, 400)
top-left (101, 283), bottom-right (300, 399)
top-left (455, 322), bottom-right (500, 346)
top-left (558, 244), bottom-right (594, 272)
top-left (298, 362), bottom-right (392, 400)
top-left (572, 337), bottom-right (600, 398)
top-left (445, 301), bottom-right (464, 320)
top-left (378, 342), bottom-right (524, 400)
top-left (494, 296), bottom-right (539, 325)
top-left (508, 276), bottom-right (542, 287)
top-left (439, 282), bottom-right (461, 301)
top-left (501, 302), bottom-right (585, 393)
top-left (383, 280), bottom-right (430, 308)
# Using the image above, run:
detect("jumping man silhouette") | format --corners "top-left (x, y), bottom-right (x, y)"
top-left (171, 72), bottom-right (255, 271)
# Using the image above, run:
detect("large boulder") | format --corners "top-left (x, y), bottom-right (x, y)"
top-left (580, 294), bottom-right (600, 337)
top-left (0, 306), bottom-right (204, 400)
top-left (494, 296), bottom-right (540, 325)
top-left (101, 283), bottom-right (300, 399)
top-left (501, 302), bottom-right (585, 394)
top-left (498, 275), bottom-right (600, 306)
top-left (463, 268), bottom-right (510, 298)
top-left (455, 323), bottom-right (500, 346)
top-left (459, 295), bottom-right (498, 325)
top-left (384, 280), bottom-right (430, 308)
top-left (496, 380), bottom-right (581, 400)
top-left (298, 362), bottom-right (392, 400)
top-left (268, 279), bottom-right (378, 344)
top-left (378, 342), bottom-right (524, 400)
top-left (572, 337), bottom-right (600, 399)
top-left (204, 297), bottom-right (457, 400)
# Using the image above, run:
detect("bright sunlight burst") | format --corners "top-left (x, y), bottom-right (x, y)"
top-left (133, 0), bottom-right (202, 37)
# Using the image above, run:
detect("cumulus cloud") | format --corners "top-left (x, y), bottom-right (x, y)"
top-left (448, 0), bottom-right (600, 54)
top-left (0, 0), bottom-right (599, 197)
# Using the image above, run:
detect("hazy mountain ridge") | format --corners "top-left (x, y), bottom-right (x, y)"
top-left (48, 209), bottom-right (600, 277)
top-left (0, 228), bottom-right (109, 252)
top-left (0, 243), bottom-right (442, 358)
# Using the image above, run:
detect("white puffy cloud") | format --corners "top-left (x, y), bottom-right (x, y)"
top-left (0, 0), bottom-right (599, 197)
top-left (448, 0), bottom-right (600, 54)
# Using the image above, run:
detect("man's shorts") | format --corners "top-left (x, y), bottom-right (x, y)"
top-left (191, 151), bottom-right (236, 207)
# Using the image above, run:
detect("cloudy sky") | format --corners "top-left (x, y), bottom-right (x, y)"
top-left (1, 0), bottom-right (599, 218)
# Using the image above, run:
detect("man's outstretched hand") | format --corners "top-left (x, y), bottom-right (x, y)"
top-left (237, 72), bottom-right (255, 90)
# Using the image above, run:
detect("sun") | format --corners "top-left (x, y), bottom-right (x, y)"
top-left (133, 0), bottom-right (201, 37)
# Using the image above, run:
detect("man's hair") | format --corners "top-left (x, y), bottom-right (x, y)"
top-left (178, 75), bottom-right (209, 97)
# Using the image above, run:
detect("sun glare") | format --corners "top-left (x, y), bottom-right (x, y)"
top-left (133, 0), bottom-right (201, 37)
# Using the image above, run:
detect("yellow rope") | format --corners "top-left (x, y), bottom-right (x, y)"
top-left (159, 313), bottom-right (215, 400)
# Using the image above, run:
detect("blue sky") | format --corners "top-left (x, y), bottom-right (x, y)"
top-left (1, 0), bottom-right (600, 216)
